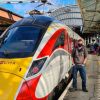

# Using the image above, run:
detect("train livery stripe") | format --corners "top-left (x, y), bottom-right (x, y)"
top-left (37, 28), bottom-right (64, 58)
top-left (16, 75), bottom-right (49, 100)
top-left (35, 50), bottom-right (71, 99)
top-left (37, 28), bottom-right (72, 58)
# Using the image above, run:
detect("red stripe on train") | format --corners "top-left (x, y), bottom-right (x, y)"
top-left (37, 28), bottom-right (72, 58)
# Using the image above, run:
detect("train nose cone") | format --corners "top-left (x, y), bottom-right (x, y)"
top-left (0, 72), bottom-right (23, 100)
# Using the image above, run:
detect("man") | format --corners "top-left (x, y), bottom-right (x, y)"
top-left (71, 39), bottom-right (88, 92)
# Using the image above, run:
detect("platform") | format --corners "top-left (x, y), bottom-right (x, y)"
top-left (63, 55), bottom-right (100, 100)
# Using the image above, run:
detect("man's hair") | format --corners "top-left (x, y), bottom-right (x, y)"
top-left (78, 39), bottom-right (83, 42)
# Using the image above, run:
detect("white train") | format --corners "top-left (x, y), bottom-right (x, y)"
top-left (0, 15), bottom-right (83, 100)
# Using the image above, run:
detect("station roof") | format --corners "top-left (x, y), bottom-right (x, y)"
top-left (50, 5), bottom-right (82, 28)
top-left (77, 0), bottom-right (100, 33)
top-left (0, 7), bottom-right (23, 31)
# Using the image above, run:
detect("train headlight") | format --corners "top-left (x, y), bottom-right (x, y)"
top-left (26, 57), bottom-right (47, 78)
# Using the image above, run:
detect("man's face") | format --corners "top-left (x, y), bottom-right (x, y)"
top-left (78, 40), bottom-right (83, 47)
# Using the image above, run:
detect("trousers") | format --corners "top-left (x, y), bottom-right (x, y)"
top-left (72, 64), bottom-right (87, 89)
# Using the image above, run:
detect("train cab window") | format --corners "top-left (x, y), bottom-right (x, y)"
top-left (53, 31), bottom-right (65, 50)
top-left (0, 26), bottom-right (44, 58)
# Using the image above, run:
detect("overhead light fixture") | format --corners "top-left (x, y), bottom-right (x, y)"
top-left (18, 1), bottom-right (23, 3)
top-left (7, 1), bottom-right (11, 4)
top-left (30, 1), bottom-right (35, 3)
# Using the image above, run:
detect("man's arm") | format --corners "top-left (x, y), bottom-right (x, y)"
top-left (71, 48), bottom-right (75, 65)
top-left (83, 47), bottom-right (88, 64)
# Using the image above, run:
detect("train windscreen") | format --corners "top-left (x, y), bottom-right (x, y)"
top-left (0, 26), bottom-right (44, 58)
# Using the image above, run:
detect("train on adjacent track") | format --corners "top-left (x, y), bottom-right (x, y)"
top-left (0, 15), bottom-right (83, 100)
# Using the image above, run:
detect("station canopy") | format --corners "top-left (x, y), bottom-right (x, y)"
top-left (0, 7), bottom-right (23, 32)
top-left (77, 0), bottom-right (100, 33)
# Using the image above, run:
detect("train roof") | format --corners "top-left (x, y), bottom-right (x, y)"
top-left (10, 15), bottom-right (55, 29)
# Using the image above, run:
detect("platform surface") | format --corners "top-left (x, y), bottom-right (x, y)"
top-left (64, 55), bottom-right (100, 100)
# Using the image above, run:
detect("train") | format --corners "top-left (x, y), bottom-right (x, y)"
top-left (0, 15), bottom-right (83, 100)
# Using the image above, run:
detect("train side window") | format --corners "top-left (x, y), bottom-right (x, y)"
top-left (53, 31), bottom-right (65, 50)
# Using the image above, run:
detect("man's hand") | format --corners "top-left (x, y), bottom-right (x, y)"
top-left (83, 58), bottom-right (87, 64)
top-left (72, 63), bottom-right (75, 66)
